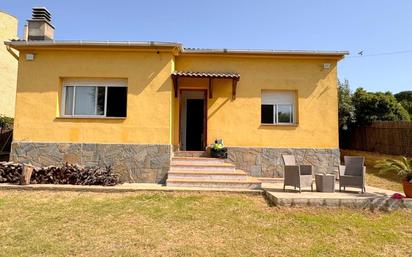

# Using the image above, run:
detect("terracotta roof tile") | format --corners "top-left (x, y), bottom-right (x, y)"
top-left (172, 71), bottom-right (240, 79)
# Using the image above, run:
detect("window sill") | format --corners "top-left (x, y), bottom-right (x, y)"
top-left (56, 116), bottom-right (126, 120)
top-left (260, 123), bottom-right (298, 127)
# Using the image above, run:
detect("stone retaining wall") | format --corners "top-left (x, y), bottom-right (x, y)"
top-left (10, 142), bottom-right (171, 183)
top-left (10, 143), bottom-right (339, 182)
top-left (226, 147), bottom-right (340, 177)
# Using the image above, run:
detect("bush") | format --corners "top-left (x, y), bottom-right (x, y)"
top-left (0, 115), bottom-right (14, 132)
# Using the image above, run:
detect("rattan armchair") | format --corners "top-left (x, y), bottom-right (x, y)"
top-left (339, 156), bottom-right (366, 193)
top-left (282, 155), bottom-right (313, 193)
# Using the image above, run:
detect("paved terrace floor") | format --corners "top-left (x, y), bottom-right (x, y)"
top-left (263, 182), bottom-right (412, 210)
top-left (0, 182), bottom-right (410, 210)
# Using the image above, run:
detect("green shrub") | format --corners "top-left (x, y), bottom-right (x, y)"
top-left (0, 115), bottom-right (14, 132)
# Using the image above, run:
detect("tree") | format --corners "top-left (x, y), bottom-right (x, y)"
top-left (395, 91), bottom-right (412, 116)
top-left (338, 79), bottom-right (355, 130)
top-left (352, 88), bottom-right (410, 125)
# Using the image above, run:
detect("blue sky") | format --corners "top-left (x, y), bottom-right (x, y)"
top-left (2, 0), bottom-right (411, 93)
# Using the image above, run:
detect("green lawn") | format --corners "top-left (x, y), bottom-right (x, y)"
top-left (341, 149), bottom-right (407, 192)
top-left (0, 190), bottom-right (411, 257)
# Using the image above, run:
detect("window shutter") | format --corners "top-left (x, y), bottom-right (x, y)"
top-left (261, 91), bottom-right (295, 105)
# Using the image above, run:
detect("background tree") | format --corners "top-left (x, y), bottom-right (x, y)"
top-left (338, 79), bottom-right (355, 130)
top-left (395, 91), bottom-right (412, 117)
top-left (352, 88), bottom-right (410, 125)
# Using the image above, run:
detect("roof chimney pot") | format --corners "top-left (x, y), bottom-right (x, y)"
top-left (27, 7), bottom-right (54, 41)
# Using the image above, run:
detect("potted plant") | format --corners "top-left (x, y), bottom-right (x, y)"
top-left (374, 156), bottom-right (412, 198)
top-left (210, 139), bottom-right (227, 159)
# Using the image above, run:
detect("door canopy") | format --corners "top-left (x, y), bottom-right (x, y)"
top-left (172, 71), bottom-right (240, 100)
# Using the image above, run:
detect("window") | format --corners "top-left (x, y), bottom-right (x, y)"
top-left (261, 104), bottom-right (274, 124)
top-left (62, 79), bottom-right (127, 118)
top-left (261, 91), bottom-right (296, 124)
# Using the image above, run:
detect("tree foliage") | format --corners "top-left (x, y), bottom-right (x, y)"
top-left (338, 80), bottom-right (355, 130)
top-left (395, 91), bottom-right (412, 116)
top-left (351, 88), bottom-right (410, 125)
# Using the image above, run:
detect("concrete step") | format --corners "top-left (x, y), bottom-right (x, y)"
top-left (170, 162), bottom-right (235, 172)
top-left (168, 169), bottom-right (248, 181)
top-left (174, 151), bottom-right (208, 157)
top-left (166, 177), bottom-right (262, 189)
top-left (256, 177), bottom-right (284, 183)
top-left (171, 157), bottom-right (225, 165)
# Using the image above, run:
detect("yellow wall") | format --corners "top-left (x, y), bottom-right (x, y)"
top-left (0, 11), bottom-right (18, 117)
top-left (14, 49), bottom-right (174, 144)
top-left (12, 46), bottom-right (340, 148)
top-left (174, 55), bottom-right (339, 148)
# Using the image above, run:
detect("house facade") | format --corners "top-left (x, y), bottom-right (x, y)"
top-left (6, 8), bottom-right (347, 183)
top-left (0, 11), bottom-right (18, 117)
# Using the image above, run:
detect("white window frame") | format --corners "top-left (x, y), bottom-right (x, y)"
top-left (61, 79), bottom-right (126, 118)
top-left (261, 91), bottom-right (296, 125)
top-left (276, 103), bottom-right (294, 124)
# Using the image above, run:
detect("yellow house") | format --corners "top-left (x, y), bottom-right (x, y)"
top-left (5, 8), bottom-right (347, 184)
top-left (0, 11), bottom-right (18, 117)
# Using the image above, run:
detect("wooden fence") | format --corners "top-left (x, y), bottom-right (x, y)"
top-left (340, 121), bottom-right (412, 156)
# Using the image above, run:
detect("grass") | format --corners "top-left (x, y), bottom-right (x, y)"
top-left (0, 190), bottom-right (411, 257)
top-left (341, 149), bottom-right (407, 192)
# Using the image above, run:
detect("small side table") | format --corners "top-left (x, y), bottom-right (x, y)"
top-left (315, 174), bottom-right (336, 192)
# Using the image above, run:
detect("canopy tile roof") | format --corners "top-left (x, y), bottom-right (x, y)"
top-left (172, 71), bottom-right (240, 79)
top-left (171, 71), bottom-right (240, 100)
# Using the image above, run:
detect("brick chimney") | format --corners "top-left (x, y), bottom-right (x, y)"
top-left (26, 7), bottom-right (54, 41)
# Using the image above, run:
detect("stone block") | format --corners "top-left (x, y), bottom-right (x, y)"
top-left (10, 142), bottom-right (171, 183)
top-left (227, 147), bottom-right (340, 178)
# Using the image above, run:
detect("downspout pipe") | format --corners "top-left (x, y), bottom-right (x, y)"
top-left (5, 44), bottom-right (19, 60)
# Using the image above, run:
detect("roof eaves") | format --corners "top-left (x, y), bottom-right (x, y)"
top-left (182, 48), bottom-right (349, 56)
top-left (4, 40), bottom-right (183, 50)
top-left (3, 40), bottom-right (348, 57)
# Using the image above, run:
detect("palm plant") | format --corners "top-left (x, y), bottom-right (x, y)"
top-left (374, 157), bottom-right (412, 183)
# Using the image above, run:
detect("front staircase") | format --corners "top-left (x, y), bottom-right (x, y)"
top-left (166, 156), bottom-right (261, 189)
